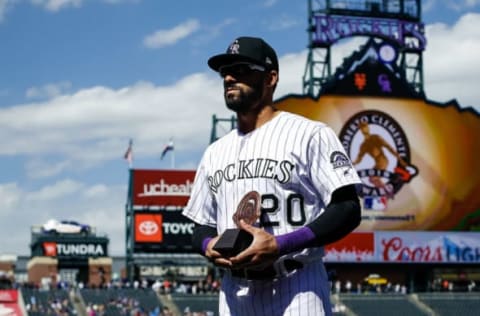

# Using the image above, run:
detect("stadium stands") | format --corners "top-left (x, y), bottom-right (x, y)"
top-left (21, 287), bottom-right (76, 316)
top-left (80, 287), bottom-right (162, 316)
top-left (417, 292), bottom-right (480, 316)
top-left (14, 285), bottom-right (480, 315)
top-left (338, 293), bottom-right (430, 316)
top-left (171, 293), bottom-right (218, 316)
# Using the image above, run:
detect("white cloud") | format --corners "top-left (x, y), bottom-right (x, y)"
top-left (423, 13), bottom-right (480, 108)
top-left (1, 14), bottom-right (478, 170)
top-left (30, 0), bottom-right (136, 12)
top-left (102, 0), bottom-right (139, 4)
top-left (422, 0), bottom-right (436, 13)
top-left (0, 75), bottom-right (227, 168)
top-left (83, 184), bottom-right (108, 198)
top-left (31, 0), bottom-right (82, 12)
top-left (26, 179), bottom-right (84, 201)
top-left (266, 14), bottom-right (300, 31)
top-left (25, 159), bottom-right (71, 179)
top-left (0, 182), bottom-right (21, 212)
top-left (0, 0), bottom-right (16, 22)
top-left (143, 19), bottom-right (200, 49)
top-left (263, 0), bottom-right (277, 7)
top-left (0, 179), bottom-right (127, 254)
top-left (197, 18), bottom-right (236, 44)
top-left (25, 81), bottom-right (72, 100)
top-left (444, 0), bottom-right (480, 11)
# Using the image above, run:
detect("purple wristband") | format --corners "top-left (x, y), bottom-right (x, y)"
top-left (275, 227), bottom-right (316, 255)
top-left (202, 237), bottom-right (213, 254)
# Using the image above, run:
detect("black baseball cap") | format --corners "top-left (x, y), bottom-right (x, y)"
top-left (208, 36), bottom-right (279, 72)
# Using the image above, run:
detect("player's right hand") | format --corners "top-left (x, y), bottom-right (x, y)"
top-left (205, 236), bottom-right (233, 268)
top-left (228, 220), bottom-right (279, 270)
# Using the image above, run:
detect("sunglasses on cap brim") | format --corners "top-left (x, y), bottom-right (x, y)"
top-left (218, 62), bottom-right (266, 78)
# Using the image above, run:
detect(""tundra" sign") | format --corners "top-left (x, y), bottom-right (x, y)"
top-left (43, 242), bottom-right (107, 258)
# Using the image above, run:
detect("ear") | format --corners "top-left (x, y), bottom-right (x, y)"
top-left (266, 69), bottom-right (279, 88)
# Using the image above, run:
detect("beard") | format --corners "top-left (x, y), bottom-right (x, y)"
top-left (224, 81), bottom-right (264, 113)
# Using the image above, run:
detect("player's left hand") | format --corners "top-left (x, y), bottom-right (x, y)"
top-left (228, 219), bottom-right (279, 270)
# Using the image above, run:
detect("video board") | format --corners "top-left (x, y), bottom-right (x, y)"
top-left (276, 95), bottom-right (480, 231)
top-left (128, 169), bottom-right (196, 253)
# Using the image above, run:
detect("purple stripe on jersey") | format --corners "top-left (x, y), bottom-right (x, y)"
top-left (202, 237), bottom-right (213, 254)
top-left (275, 226), bottom-right (316, 255)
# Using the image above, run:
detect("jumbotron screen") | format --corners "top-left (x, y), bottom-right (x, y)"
top-left (133, 211), bottom-right (194, 253)
top-left (276, 94), bottom-right (480, 232)
top-left (128, 169), bottom-right (196, 253)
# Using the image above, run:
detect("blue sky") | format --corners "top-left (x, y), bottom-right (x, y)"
top-left (0, 0), bottom-right (479, 256)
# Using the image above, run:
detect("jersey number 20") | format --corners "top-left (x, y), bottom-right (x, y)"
top-left (260, 193), bottom-right (306, 227)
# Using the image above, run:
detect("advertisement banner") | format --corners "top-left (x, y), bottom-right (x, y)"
top-left (0, 289), bottom-right (18, 302)
top-left (42, 241), bottom-right (108, 258)
top-left (0, 289), bottom-right (22, 316)
top-left (131, 169), bottom-right (195, 207)
top-left (375, 231), bottom-right (480, 263)
top-left (135, 213), bottom-right (163, 243)
top-left (324, 232), bottom-right (375, 262)
top-left (134, 211), bottom-right (195, 253)
top-left (276, 95), bottom-right (480, 231)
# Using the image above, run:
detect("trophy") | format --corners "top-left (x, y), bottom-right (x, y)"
top-left (213, 191), bottom-right (261, 257)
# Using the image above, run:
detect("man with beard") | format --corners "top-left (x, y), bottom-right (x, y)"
top-left (183, 36), bottom-right (362, 316)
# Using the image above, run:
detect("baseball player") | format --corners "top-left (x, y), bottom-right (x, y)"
top-left (183, 36), bottom-right (362, 316)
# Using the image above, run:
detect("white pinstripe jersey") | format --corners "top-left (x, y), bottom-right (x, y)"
top-left (183, 111), bottom-right (361, 262)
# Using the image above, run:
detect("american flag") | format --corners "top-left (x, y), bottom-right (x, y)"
top-left (124, 139), bottom-right (133, 167)
top-left (161, 139), bottom-right (174, 160)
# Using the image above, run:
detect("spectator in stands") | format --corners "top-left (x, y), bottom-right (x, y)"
top-left (175, 282), bottom-right (188, 294)
top-left (211, 279), bottom-right (220, 293)
top-left (334, 280), bottom-right (341, 293)
top-left (448, 282), bottom-right (453, 291)
top-left (442, 280), bottom-right (449, 291)
top-left (345, 280), bottom-right (352, 292)
top-left (87, 303), bottom-right (99, 316)
top-left (191, 282), bottom-right (198, 295)
top-left (163, 279), bottom-right (172, 293)
top-left (183, 306), bottom-right (192, 316)
top-left (394, 283), bottom-right (401, 293)
top-left (162, 306), bottom-right (174, 316)
top-left (468, 280), bottom-right (476, 292)
top-left (152, 279), bottom-right (162, 293)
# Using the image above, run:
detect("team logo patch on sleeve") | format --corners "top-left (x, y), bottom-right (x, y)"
top-left (330, 151), bottom-right (351, 169)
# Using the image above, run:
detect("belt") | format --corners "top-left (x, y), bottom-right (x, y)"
top-left (230, 259), bottom-right (304, 280)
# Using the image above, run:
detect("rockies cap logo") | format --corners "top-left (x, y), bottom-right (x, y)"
top-left (228, 40), bottom-right (240, 54)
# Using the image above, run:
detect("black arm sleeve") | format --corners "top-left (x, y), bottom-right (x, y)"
top-left (191, 224), bottom-right (217, 254)
top-left (306, 184), bottom-right (361, 246)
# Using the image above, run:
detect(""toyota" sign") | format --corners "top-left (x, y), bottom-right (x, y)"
top-left (134, 211), bottom-right (195, 253)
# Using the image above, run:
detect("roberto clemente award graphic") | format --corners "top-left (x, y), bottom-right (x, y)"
top-left (213, 191), bottom-right (261, 257)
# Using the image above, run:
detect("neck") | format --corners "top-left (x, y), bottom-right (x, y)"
top-left (236, 105), bottom-right (279, 134)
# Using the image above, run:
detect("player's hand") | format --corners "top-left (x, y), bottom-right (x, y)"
top-left (205, 236), bottom-right (232, 268)
top-left (229, 220), bottom-right (279, 270)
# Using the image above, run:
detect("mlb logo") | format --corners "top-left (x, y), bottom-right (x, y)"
top-left (364, 196), bottom-right (388, 211)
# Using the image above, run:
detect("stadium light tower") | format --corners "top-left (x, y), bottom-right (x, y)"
top-left (303, 0), bottom-right (425, 98)
top-left (210, 115), bottom-right (236, 144)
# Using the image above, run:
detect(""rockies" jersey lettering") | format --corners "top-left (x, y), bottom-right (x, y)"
top-left (208, 158), bottom-right (295, 193)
